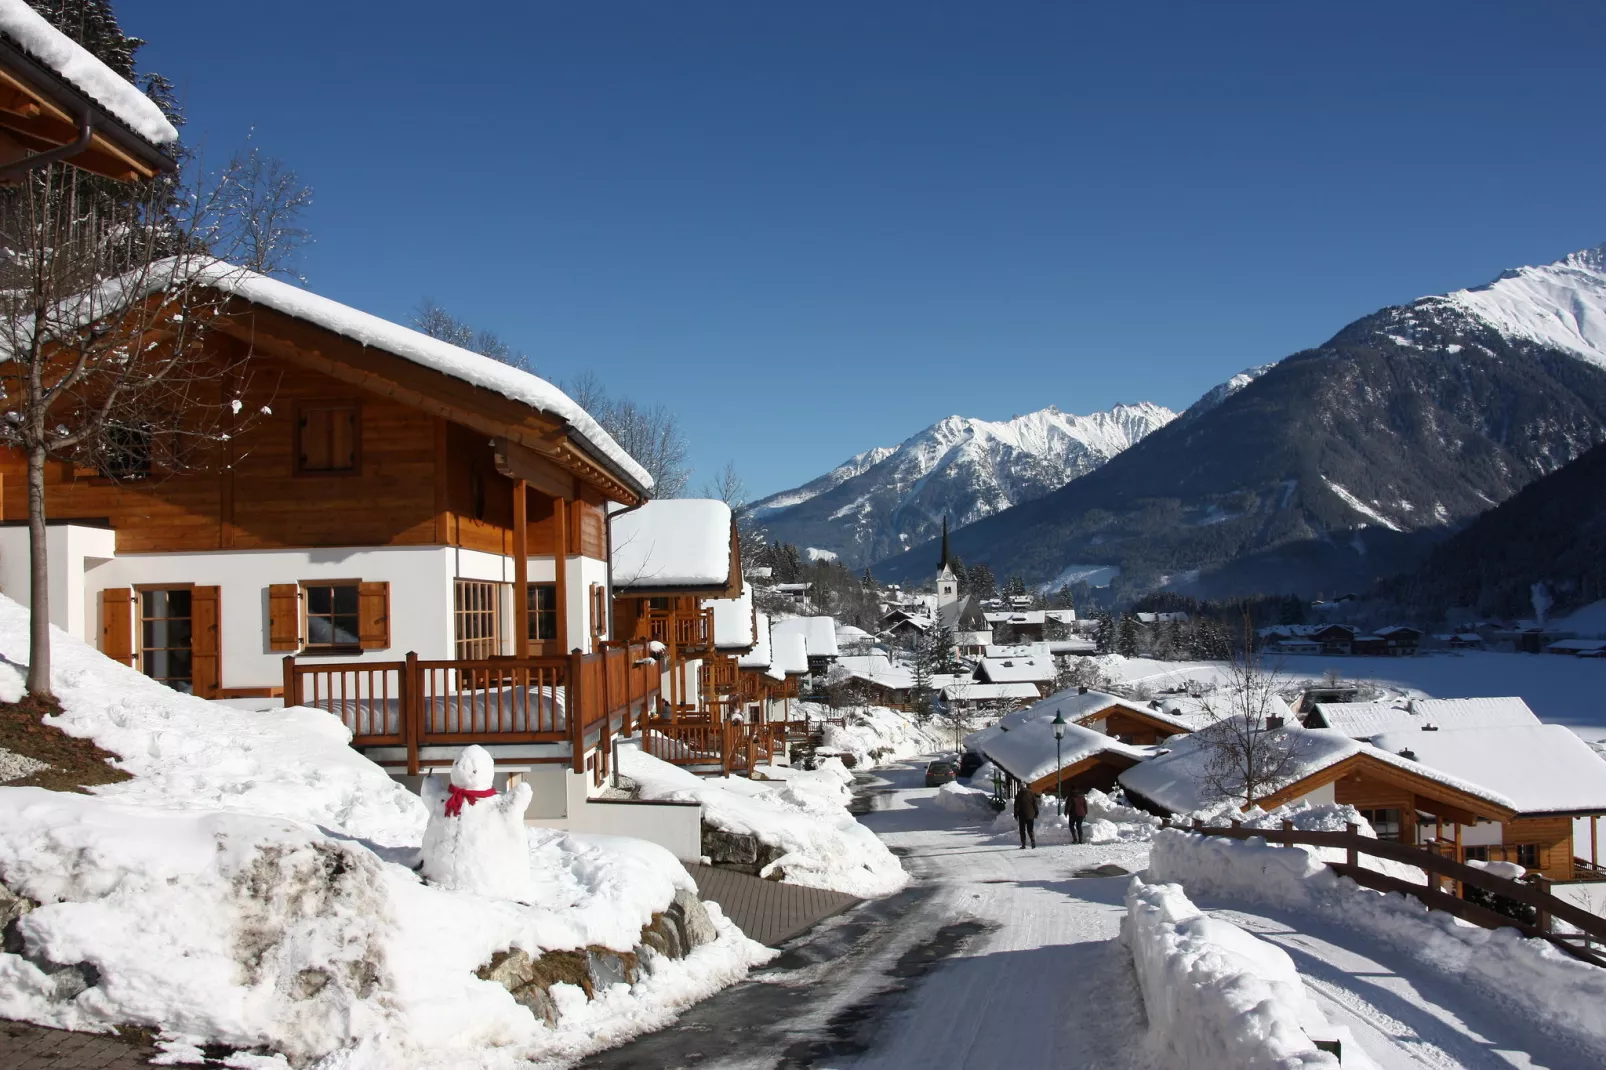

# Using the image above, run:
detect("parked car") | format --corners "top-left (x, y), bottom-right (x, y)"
top-left (925, 760), bottom-right (957, 787)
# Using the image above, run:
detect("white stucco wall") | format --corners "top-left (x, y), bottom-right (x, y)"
top-left (0, 524), bottom-right (117, 639)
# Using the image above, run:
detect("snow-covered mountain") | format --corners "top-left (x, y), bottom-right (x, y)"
top-left (746, 402), bottom-right (1176, 567)
top-left (875, 242), bottom-right (1606, 598)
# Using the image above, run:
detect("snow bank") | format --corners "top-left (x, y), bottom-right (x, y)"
top-left (0, 600), bottom-right (769, 1065)
top-left (933, 781), bottom-right (996, 818)
top-left (989, 788), bottom-right (1159, 845)
top-left (618, 741), bottom-right (906, 898)
top-left (1150, 828), bottom-right (1606, 1056)
top-left (812, 702), bottom-right (946, 768)
top-left (1123, 877), bottom-right (1340, 1069)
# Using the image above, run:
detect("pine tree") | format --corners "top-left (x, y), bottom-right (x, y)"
top-left (1094, 610), bottom-right (1116, 655)
top-left (1117, 614), bottom-right (1140, 658)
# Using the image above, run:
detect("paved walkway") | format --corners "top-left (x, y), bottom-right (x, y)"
top-left (686, 863), bottom-right (859, 946)
top-left (0, 1020), bottom-right (155, 1069)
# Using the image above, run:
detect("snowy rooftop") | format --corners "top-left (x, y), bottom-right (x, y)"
top-left (771, 616), bottom-right (839, 660)
top-left (985, 643), bottom-right (1052, 659)
top-left (0, 0), bottom-right (178, 145)
top-left (771, 630), bottom-right (810, 677)
top-left (710, 584), bottom-right (755, 650)
top-left (974, 655), bottom-right (1056, 684)
top-left (739, 611), bottom-right (772, 671)
top-left (944, 681), bottom-right (1041, 702)
top-left (835, 653), bottom-right (914, 691)
top-left (984, 610), bottom-right (1047, 625)
top-left (85, 260), bottom-right (651, 488)
top-left (612, 500), bottom-right (734, 589)
top-left (1372, 724), bottom-right (1606, 815)
top-left (981, 718), bottom-right (1146, 787)
top-left (1311, 697), bottom-right (1540, 738)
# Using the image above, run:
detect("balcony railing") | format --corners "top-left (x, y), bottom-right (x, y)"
top-left (646, 607), bottom-right (715, 651)
top-left (283, 640), bottom-right (662, 775)
top-left (640, 718), bottom-right (781, 776)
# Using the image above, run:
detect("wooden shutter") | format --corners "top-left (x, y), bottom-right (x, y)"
top-left (190, 586), bottom-right (221, 698)
top-left (268, 583), bottom-right (303, 651)
top-left (358, 581), bottom-right (390, 649)
top-left (100, 587), bottom-right (134, 665)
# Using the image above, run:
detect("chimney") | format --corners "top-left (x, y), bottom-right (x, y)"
top-left (1398, 747), bottom-right (1417, 761)
top-left (1078, 686), bottom-right (1088, 695)
top-left (1265, 715), bottom-right (1284, 730)
top-left (1421, 724), bottom-right (1439, 732)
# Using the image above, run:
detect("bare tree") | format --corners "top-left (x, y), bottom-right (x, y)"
top-left (215, 144), bottom-right (313, 279)
top-left (412, 299), bottom-right (532, 372)
top-left (703, 460), bottom-right (746, 508)
top-left (1192, 641), bottom-right (1307, 809)
top-left (0, 151), bottom-right (306, 697)
top-left (564, 370), bottom-right (691, 497)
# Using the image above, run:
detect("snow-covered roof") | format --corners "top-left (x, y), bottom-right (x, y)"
top-left (771, 631), bottom-right (810, 677)
top-left (1547, 639), bottom-right (1606, 652)
top-left (739, 612), bottom-right (772, 671)
top-left (709, 584), bottom-right (754, 650)
top-left (835, 653), bottom-right (914, 692)
top-left (943, 682), bottom-right (1041, 703)
top-left (771, 616), bottom-right (839, 660)
top-left (57, 258), bottom-right (650, 489)
top-left (985, 643), bottom-right (1051, 659)
top-left (984, 610), bottom-right (1046, 625)
top-left (1311, 697), bottom-right (1540, 738)
top-left (611, 500), bottom-right (733, 589)
top-left (1372, 724), bottom-right (1606, 815)
top-left (0, 0), bottom-right (178, 145)
top-left (981, 717), bottom-right (1146, 787)
top-left (973, 655), bottom-right (1055, 684)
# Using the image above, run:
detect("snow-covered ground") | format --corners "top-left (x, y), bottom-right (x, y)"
top-left (617, 741), bottom-right (908, 898)
top-left (0, 599), bottom-right (769, 1068)
top-left (804, 701), bottom-right (950, 768)
top-left (1093, 650), bottom-right (1606, 738)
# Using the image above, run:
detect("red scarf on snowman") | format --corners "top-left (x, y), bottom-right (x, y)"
top-left (444, 783), bottom-right (497, 817)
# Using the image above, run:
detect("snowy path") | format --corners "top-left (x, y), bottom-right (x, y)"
top-left (1196, 900), bottom-right (1596, 1070)
top-left (579, 758), bottom-right (1155, 1069)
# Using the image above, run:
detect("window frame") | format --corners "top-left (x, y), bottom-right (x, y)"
top-left (135, 583), bottom-right (195, 693)
top-left (293, 398), bottom-right (362, 477)
top-left (300, 579), bottom-right (364, 652)
top-left (1358, 807), bottom-right (1403, 841)
top-left (455, 579), bottom-right (504, 660)
top-left (527, 583), bottom-right (559, 642)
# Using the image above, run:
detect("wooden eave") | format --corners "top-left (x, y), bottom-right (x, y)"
top-left (1075, 702), bottom-right (1193, 737)
top-left (209, 298), bottom-right (645, 505)
top-left (0, 39), bottom-right (171, 181)
top-left (1256, 751), bottom-right (1518, 823)
top-left (1009, 751), bottom-right (1141, 795)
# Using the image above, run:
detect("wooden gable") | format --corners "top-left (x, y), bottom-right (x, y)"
top-left (1257, 752), bottom-right (1516, 824)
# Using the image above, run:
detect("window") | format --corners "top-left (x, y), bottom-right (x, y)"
top-left (304, 583), bottom-right (361, 649)
top-left (1359, 808), bottom-right (1402, 840)
top-left (103, 423), bottom-right (152, 480)
top-left (140, 588), bottom-right (192, 693)
top-left (528, 584), bottom-right (558, 641)
top-left (590, 584), bottom-right (608, 641)
top-left (1513, 843), bottom-right (1540, 868)
top-left (296, 401), bottom-right (359, 473)
top-left (456, 580), bottom-right (502, 659)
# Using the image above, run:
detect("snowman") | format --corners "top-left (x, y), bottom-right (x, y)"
top-left (421, 745), bottom-right (535, 901)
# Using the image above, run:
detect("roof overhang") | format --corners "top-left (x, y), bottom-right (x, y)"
top-left (1257, 751), bottom-right (1517, 823)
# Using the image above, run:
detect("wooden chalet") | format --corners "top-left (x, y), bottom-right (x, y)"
top-left (977, 715), bottom-right (1147, 800)
top-left (1063, 688), bottom-right (1197, 746)
top-left (0, 265), bottom-right (660, 791)
top-left (0, 5), bottom-right (176, 182)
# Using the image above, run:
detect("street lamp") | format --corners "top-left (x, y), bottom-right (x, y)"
top-left (1051, 711), bottom-right (1067, 817)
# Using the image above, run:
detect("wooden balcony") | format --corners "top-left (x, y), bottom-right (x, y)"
top-left (640, 718), bottom-right (782, 777)
top-left (646, 607), bottom-right (715, 652)
top-left (283, 640), bottom-right (662, 775)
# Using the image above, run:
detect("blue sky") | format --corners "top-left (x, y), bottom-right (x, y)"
top-left (128, 2), bottom-right (1605, 498)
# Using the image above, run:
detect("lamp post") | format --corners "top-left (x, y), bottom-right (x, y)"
top-left (1051, 711), bottom-right (1067, 817)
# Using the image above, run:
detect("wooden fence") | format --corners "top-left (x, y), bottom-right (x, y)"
top-left (284, 640), bottom-right (661, 776)
top-left (1165, 818), bottom-right (1606, 968)
top-left (641, 719), bottom-right (783, 776)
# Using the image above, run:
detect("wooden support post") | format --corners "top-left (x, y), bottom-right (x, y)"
top-left (1282, 818), bottom-right (1294, 845)
top-left (1346, 822), bottom-right (1359, 868)
top-left (1594, 814), bottom-right (1599, 869)
top-left (281, 655), bottom-right (298, 708)
top-left (554, 496), bottom-right (570, 655)
top-left (1454, 822), bottom-right (1463, 898)
top-left (1534, 875), bottom-right (1552, 933)
top-left (512, 480), bottom-right (529, 656)
top-left (569, 649), bottom-right (586, 774)
top-left (404, 650), bottom-right (420, 777)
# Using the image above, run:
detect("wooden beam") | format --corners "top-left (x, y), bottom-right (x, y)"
top-left (494, 437), bottom-right (577, 500)
top-left (513, 479), bottom-right (529, 657)
top-left (432, 417), bottom-right (449, 543)
top-left (554, 494), bottom-right (569, 654)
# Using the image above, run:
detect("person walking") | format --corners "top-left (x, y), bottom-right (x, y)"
top-left (1069, 788), bottom-right (1089, 845)
top-left (1013, 784), bottom-right (1039, 849)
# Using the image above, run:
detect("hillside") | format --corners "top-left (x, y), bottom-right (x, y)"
top-left (872, 243), bottom-right (1606, 599)
top-left (745, 402), bottom-right (1175, 567)
top-left (1383, 439), bottom-right (1606, 620)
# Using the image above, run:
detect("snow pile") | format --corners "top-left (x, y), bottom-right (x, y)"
top-left (989, 789), bottom-right (1158, 846)
top-left (1149, 828), bottom-right (1606, 1055)
top-left (0, 600), bottom-right (768, 1065)
top-left (611, 500), bottom-right (733, 588)
top-left (1123, 877), bottom-right (1340, 1069)
top-left (0, 0), bottom-right (179, 144)
top-left (933, 781), bottom-right (996, 817)
top-left (812, 703), bottom-right (946, 768)
top-left (618, 740), bottom-right (907, 898)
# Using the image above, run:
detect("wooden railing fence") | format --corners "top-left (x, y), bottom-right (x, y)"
top-left (1164, 818), bottom-right (1606, 968)
top-left (640, 719), bottom-right (782, 776)
top-left (284, 640), bottom-right (661, 776)
top-left (646, 607), bottom-right (715, 650)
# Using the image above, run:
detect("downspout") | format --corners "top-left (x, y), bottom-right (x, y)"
top-left (0, 112), bottom-right (93, 184)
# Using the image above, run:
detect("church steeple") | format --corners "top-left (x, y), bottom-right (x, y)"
top-left (935, 516), bottom-right (959, 608)
top-left (938, 515), bottom-right (950, 571)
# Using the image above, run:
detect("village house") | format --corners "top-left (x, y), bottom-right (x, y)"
top-left (833, 651), bottom-right (915, 709)
top-left (1060, 688), bottom-right (1199, 746)
top-left (1305, 696), bottom-right (1541, 738)
top-left (971, 653), bottom-right (1057, 696)
top-left (771, 615), bottom-right (840, 678)
top-left (941, 680), bottom-right (1041, 714)
top-left (967, 695), bottom-right (1149, 800)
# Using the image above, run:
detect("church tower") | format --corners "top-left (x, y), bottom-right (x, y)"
top-left (935, 516), bottom-right (959, 607)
